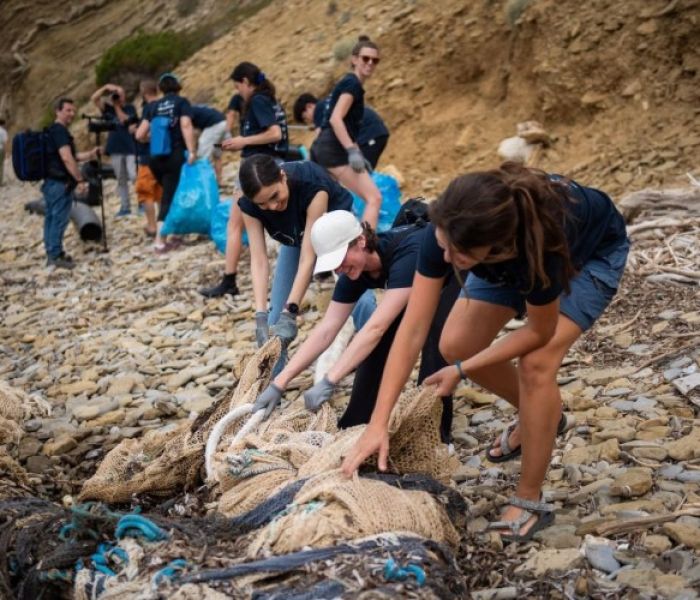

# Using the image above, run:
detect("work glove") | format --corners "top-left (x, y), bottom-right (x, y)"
top-left (347, 147), bottom-right (366, 173)
top-left (253, 383), bottom-right (283, 420)
top-left (255, 311), bottom-right (269, 348)
top-left (304, 376), bottom-right (336, 412)
top-left (270, 311), bottom-right (298, 346)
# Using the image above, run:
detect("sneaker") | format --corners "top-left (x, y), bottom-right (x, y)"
top-left (115, 208), bottom-right (132, 218)
top-left (47, 255), bottom-right (75, 270)
top-left (200, 274), bottom-right (239, 298)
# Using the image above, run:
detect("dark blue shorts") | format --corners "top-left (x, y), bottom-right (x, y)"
top-left (460, 238), bottom-right (630, 331)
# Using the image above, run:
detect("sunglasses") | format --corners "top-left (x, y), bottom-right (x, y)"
top-left (360, 55), bottom-right (381, 65)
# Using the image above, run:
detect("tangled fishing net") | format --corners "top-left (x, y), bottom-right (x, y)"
top-left (2, 340), bottom-right (467, 598)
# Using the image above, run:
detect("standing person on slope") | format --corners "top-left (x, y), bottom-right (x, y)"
top-left (200, 62), bottom-right (289, 298)
top-left (341, 163), bottom-right (629, 543)
top-left (310, 36), bottom-right (382, 228)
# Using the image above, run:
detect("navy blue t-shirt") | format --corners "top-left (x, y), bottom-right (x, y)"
top-left (135, 101), bottom-right (155, 163)
top-left (103, 103), bottom-right (137, 156)
top-left (191, 104), bottom-right (225, 129)
top-left (227, 94), bottom-right (243, 114)
top-left (357, 106), bottom-right (389, 145)
top-left (417, 178), bottom-right (628, 304)
top-left (313, 96), bottom-right (331, 129)
top-left (238, 161), bottom-right (352, 247)
top-left (45, 122), bottom-right (75, 181)
top-left (321, 73), bottom-right (364, 142)
top-left (333, 225), bottom-right (425, 304)
top-left (240, 94), bottom-right (288, 158)
top-left (145, 93), bottom-right (193, 149)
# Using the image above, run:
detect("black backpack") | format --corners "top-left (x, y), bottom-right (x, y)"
top-left (380, 197), bottom-right (431, 278)
top-left (391, 197), bottom-right (430, 228)
top-left (12, 129), bottom-right (50, 181)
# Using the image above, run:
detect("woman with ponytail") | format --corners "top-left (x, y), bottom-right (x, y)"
top-left (201, 61), bottom-right (289, 298)
top-left (310, 36), bottom-right (383, 228)
top-left (341, 162), bottom-right (629, 542)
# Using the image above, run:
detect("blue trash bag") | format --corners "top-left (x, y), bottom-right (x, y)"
top-left (351, 171), bottom-right (401, 232)
top-left (161, 159), bottom-right (219, 236)
top-left (210, 198), bottom-right (249, 254)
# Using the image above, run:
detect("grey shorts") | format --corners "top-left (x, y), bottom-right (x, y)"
top-left (460, 238), bottom-right (630, 331)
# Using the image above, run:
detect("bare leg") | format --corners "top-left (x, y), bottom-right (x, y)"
top-left (496, 315), bottom-right (582, 535)
top-left (439, 298), bottom-right (520, 404)
top-left (144, 201), bottom-right (157, 233)
top-left (327, 165), bottom-right (381, 228)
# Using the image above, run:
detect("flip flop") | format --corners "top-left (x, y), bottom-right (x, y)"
top-left (487, 496), bottom-right (555, 543)
top-left (485, 413), bottom-right (574, 463)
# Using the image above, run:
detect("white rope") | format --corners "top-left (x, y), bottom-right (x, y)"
top-left (204, 403), bottom-right (253, 482)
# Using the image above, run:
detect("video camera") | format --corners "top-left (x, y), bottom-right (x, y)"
top-left (82, 114), bottom-right (118, 134)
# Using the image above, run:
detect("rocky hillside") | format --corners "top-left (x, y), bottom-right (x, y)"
top-left (3, 0), bottom-right (698, 196)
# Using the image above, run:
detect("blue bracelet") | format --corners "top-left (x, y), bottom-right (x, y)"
top-left (454, 360), bottom-right (467, 380)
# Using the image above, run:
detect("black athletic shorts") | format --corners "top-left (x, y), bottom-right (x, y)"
top-left (310, 128), bottom-right (349, 168)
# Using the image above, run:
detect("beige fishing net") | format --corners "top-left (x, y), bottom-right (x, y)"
top-left (80, 339), bottom-right (282, 503)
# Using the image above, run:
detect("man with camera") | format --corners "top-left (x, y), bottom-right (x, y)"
top-left (43, 98), bottom-right (99, 269)
top-left (90, 83), bottom-right (137, 217)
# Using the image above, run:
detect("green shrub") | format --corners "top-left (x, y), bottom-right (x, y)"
top-left (95, 31), bottom-right (198, 86)
top-left (38, 104), bottom-right (55, 129)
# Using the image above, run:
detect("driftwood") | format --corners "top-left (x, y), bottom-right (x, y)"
top-left (591, 506), bottom-right (700, 536)
top-left (619, 185), bottom-right (700, 223)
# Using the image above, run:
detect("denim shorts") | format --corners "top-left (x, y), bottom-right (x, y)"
top-left (460, 238), bottom-right (630, 331)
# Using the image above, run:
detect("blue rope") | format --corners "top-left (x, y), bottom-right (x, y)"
top-left (115, 514), bottom-right (168, 542)
top-left (383, 558), bottom-right (426, 586)
top-left (152, 559), bottom-right (189, 587)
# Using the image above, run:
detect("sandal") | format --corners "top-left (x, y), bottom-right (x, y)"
top-left (485, 413), bottom-right (574, 463)
top-left (487, 496), bottom-right (555, 542)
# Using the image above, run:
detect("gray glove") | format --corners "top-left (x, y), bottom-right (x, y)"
top-left (347, 147), bottom-right (366, 173)
top-left (255, 311), bottom-right (269, 348)
top-left (304, 376), bottom-right (336, 412)
top-left (253, 383), bottom-right (283, 420)
top-left (271, 311), bottom-right (298, 345)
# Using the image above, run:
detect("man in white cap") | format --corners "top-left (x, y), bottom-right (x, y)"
top-left (252, 209), bottom-right (436, 425)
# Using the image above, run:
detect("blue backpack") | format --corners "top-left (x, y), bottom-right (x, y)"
top-left (12, 129), bottom-right (50, 181)
top-left (150, 115), bottom-right (171, 156)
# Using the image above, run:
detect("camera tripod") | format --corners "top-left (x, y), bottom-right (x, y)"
top-left (82, 115), bottom-right (110, 252)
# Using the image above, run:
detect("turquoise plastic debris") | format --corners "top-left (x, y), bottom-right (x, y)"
top-left (115, 514), bottom-right (168, 542)
top-left (383, 558), bottom-right (426, 586)
top-left (152, 559), bottom-right (189, 587)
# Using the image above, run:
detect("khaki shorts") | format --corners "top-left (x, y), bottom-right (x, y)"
top-left (135, 164), bottom-right (163, 203)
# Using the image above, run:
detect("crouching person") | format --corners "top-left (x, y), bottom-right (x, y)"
top-left (253, 210), bottom-right (460, 442)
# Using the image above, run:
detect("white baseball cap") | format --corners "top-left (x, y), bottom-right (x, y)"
top-left (311, 210), bottom-right (363, 274)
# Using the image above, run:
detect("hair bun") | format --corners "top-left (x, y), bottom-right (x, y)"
top-left (358, 34), bottom-right (371, 42)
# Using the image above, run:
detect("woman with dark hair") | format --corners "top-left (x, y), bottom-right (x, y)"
top-left (310, 36), bottom-right (383, 227)
top-left (201, 62), bottom-right (289, 298)
top-left (237, 155), bottom-right (353, 371)
top-left (135, 72), bottom-right (196, 253)
top-left (252, 210), bottom-right (460, 439)
top-left (341, 162), bottom-right (629, 542)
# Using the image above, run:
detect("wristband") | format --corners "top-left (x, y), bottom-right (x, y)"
top-left (454, 360), bottom-right (467, 381)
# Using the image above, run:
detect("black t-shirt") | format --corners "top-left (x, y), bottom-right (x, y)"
top-left (313, 96), bottom-right (330, 129)
top-left (227, 94), bottom-right (243, 114)
top-left (417, 178), bottom-right (628, 305)
top-left (238, 161), bottom-right (353, 247)
top-left (357, 106), bottom-right (389, 145)
top-left (321, 73), bottom-right (364, 142)
top-left (145, 93), bottom-right (193, 149)
top-left (103, 103), bottom-right (137, 156)
top-left (45, 122), bottom-right (75, 181)
top-left (191, 104), bottom-right (225, 129)
top-left (333, 225), bottom-right (425, 304)
top-left (240, 94), bottom-right (288, 158)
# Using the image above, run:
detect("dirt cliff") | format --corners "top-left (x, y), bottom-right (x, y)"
top-left (3, 0), bottom-right (699, 195)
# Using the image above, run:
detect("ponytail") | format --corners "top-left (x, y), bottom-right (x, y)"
top-left (230, 61), bottom-right (277, 115)
top-left (430, 162), bottom-right (576, 294)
